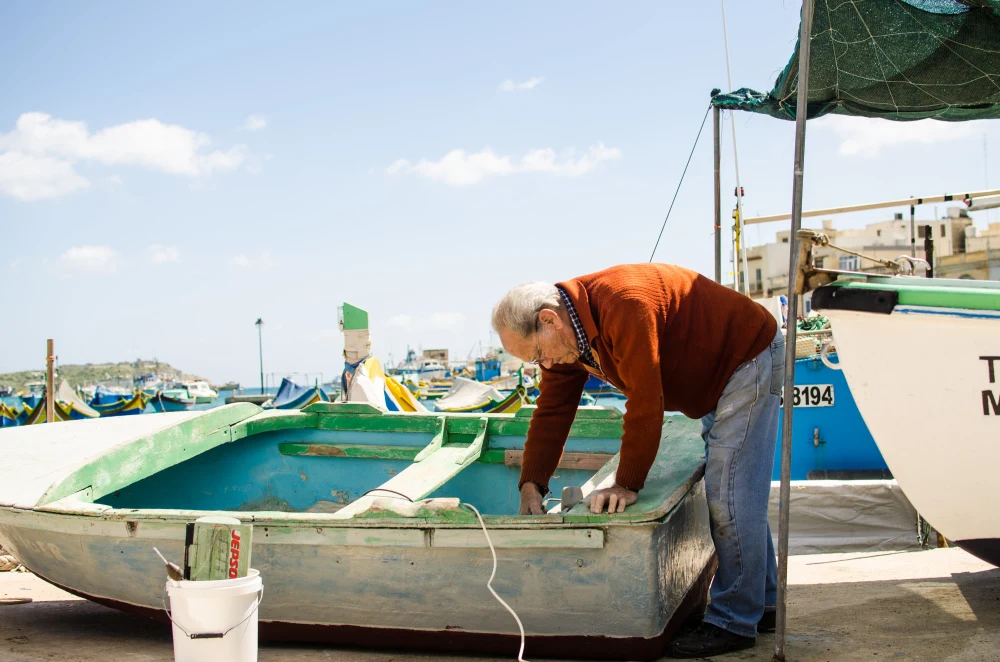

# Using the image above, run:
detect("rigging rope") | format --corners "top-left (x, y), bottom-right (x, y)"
top-left (799, 230), bottom-right (929, 275)
top-left (648, 104), bottom-right (712, 263)
top-left (720, 0), bottom-right (750, 294)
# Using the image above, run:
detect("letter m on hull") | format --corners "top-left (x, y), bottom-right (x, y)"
top-left (984, 390), bottom-right (1000, 416)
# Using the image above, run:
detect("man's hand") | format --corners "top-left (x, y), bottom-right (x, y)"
top-left (519, 482), bottom-right (545, 515)
top-left (589, 484), bottom-right (638, 514)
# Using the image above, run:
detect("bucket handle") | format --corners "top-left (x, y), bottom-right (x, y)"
top-left (162, 587), bottom-right (263, 640)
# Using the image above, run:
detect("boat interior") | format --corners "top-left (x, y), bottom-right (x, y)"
top-left (84, 402), bottom-right (662, 520)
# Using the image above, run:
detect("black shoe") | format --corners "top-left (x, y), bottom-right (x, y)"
top-left (668, 622), bottom-right (756, 658)
top-left (758, 610), bottom-right (776, 633)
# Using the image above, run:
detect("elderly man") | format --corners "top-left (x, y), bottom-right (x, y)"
top-left (491, 263), bottom-right (784, 659)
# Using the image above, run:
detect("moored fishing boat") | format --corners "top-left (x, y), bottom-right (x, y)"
top-left (16, 382), bottom-right (45, 409)
top-left (0, 402), bottom-right (18, 428)
top-left (182, 380), bottom-right (218, 404)
top-left (148, 387), bottom-right (196, 413)
top-left (810, 272), bottom-right (1000, 566)
top-left (21, 381), bottom-right (101, 424)
top-left (0, 403), bottom-right (714, 660)
top-left (582, 374), bottom-right (625, 399)
top-left (775, 350), bottom-right (886, 480)
top-left (89, 391), bottom-right (151, 417)
top-left (265, 377), bottom-right (328, 409)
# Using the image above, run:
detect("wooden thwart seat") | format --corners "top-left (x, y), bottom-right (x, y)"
top-left (332, 417), bottom-right (488, 519)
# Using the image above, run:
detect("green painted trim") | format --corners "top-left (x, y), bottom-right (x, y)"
top-left (278, 443), bottom-right (510, 465)
top-left (278, 443), bottom-right (422, 461)
top-left (829, 278), bottom-right (1000, 312)
top-left (478, 449), bottom-right (506, 464)
top-left (340, 302), bottom-right (369, 331)
top-left (232, 407), bottom-right (624, 440)
top-left (413, 416), bottom-right (447, 462)
top-left (516, 405), bottom-right (623, 421)
top-left (231, 410), bottom-right (319, 441)
top-left (40, 403), bottom-right (263, 506)
top-left (562, 415), bottom-right (704, 524)
top-left (303, 402), bottom-right (383, 415)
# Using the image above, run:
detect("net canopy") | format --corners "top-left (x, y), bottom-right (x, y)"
top-left (713, 0), bottom-right (1000, 121)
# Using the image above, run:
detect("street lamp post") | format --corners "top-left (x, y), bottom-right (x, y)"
top-left (255, 318), bottom-right (264, 395)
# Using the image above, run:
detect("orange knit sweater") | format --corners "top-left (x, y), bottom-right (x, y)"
top-left (520, 264), bottom-right (777, 492)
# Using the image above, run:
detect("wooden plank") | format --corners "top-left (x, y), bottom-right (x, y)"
top-left (515, 405), bottom-right (624, 421)
top-left (278, 443), bottom-right (421, 461)
top-left (303, 402), bottom-right (384, 415)
top-left (332, 418), bottom-right (489, 520)
top-left (431, 528), bottom-right (604, 549)
top-left (503, 450), bottom-right (614, 471)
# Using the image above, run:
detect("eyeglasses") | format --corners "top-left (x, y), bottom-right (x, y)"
top-left (530, 315), bottom-right (544, 365)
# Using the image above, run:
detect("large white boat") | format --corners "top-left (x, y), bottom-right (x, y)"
top-left (811, 273), bottom-right (1000, 566)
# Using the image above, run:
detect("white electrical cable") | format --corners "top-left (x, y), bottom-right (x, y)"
top-left (464, 503), bottom-right (530, 662)
top-left (720, 0), bottom-right (750, 295)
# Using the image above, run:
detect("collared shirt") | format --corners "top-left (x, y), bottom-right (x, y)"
top-left (557, 285), bottom-right (599, 371)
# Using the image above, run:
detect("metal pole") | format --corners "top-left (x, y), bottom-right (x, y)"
top-left (924, 225), bottom-right (935, 278)
top-left (45, 339), bottom-right (54, 424)
top-left (744, 188), bottom-right (1000, 224)
top-left (776, 1), bottom-right (815, 660)
top-left (713, 97), bottom-right (722, 284)
top-left (910, 203), bottom-right (917, 257)
top-left (256, 318), bottom-right (265, 395)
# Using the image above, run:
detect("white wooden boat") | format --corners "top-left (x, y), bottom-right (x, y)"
top-left (812, 275), bottom-right (1000, 566)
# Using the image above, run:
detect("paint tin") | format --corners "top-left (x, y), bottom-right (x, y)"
top-left (183, 516), bottom-right (253, 581)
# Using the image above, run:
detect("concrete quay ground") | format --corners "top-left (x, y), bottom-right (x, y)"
top-left (1, 548), bottom-right (997, 662)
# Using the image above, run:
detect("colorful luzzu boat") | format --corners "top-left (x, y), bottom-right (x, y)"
top-left (811, 274), bottom-right (1000, 566)
top-left (0, 402), bottom-right (713, 660)
top-left (265, 377), bottom-right (329, 410)
top-left (0, 402), bottom-right (19, 428)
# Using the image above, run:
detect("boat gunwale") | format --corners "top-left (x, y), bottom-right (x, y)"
top-left (815, 273), bottom-right (1000, 313)
top-left (16, 403), bottom-right (703, 528)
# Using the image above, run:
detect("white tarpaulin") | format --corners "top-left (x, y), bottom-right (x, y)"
top-left (768, 480), bottom-right (922, 555)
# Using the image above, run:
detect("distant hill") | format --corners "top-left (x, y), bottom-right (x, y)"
top-left (0, 360), bottom-right (207, 392)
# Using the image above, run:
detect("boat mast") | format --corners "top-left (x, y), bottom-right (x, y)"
top-left (775, 0), bottom-right (816, 659)
top-left (713, 91), bottom-right (722, 284)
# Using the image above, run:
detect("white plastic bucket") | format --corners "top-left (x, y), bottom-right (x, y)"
top-left (165, 568), bottom-right (262, 662)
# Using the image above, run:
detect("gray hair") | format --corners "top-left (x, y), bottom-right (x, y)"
top-left (491, 282), bottom-right (563, 337)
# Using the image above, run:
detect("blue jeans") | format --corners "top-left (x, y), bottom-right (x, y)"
top-left (699, 328), bottom-right (783, 637)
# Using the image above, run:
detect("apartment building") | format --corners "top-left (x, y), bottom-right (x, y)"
top-left (741, 208), bottom-right (985, 299)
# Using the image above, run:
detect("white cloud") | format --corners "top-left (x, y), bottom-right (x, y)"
top-left (0, 151), bottom-right (90, 201)
top-left (229, 252), bottom-right (279, 268)
top-left (0, 112), bottom-right (256, 201)
top-left (499, 77), bottom-right (544, 92)
top-left (388, 143), bottom-right (621, 186)
top-left (244, 115), bottom-right (267, 131)
top-left (149, 244), bottom-right (180, 264)
top-left (816, 115), bottom-right (982, 158)
top-left (58, 245), bottom-right (121, 275)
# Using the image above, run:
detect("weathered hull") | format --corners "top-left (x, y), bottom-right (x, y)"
top-left (0, 482), bottom-right (713, 659)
